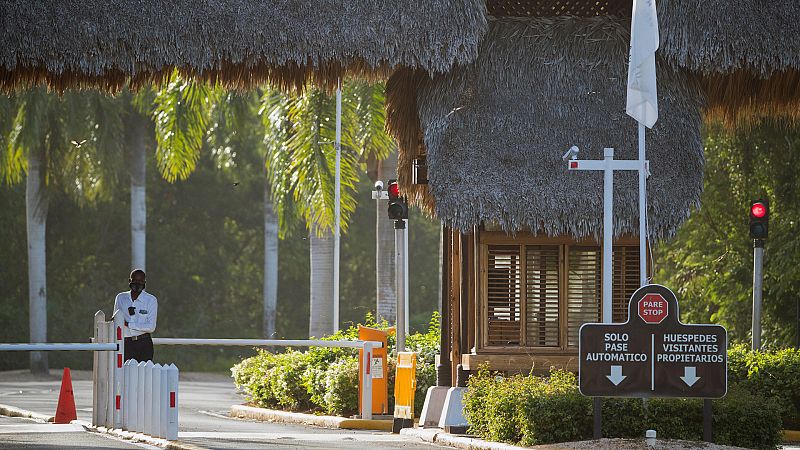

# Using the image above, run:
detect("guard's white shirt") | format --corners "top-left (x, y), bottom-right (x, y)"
top-left (113, 290), bottom-right (158, 338)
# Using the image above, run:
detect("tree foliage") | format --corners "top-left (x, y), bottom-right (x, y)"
top-left (657, 122), bottom-right (800, 347)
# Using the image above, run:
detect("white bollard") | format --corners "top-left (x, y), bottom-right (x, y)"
top-left (165, 364), bottom-right (179, 440)
top-left (159, 364), bottom-right (169, 438)
top-left (137, 361), bottom-right (146, 433)
top-left (127, 360), bottom-right (139, 431)
top-left (151, 363), bottom-right (162, 437)
top-left (112, 313), bottom-right (125, 428)
top-left (122, 360), bottom-right (131, 429)
top-left (143, 361), bottom-right (154, 435)
top-left (646, 429), bottom-right (657, 447)
top-left (92, 311), bottom-right (105, 427)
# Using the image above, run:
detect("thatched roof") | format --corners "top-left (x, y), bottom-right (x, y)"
top-left (659, 0), bottom-right (800, 126)
top-left (0, 0), bottom-right (487, 92)
top-left (388, 17), bottom-right (706, 240)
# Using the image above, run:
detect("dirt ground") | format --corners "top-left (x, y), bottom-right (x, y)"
top-left (536, 438), bottom-right (747, 450)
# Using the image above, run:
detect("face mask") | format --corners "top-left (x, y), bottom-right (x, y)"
top-left (130, 282), bottom-right (145, 293)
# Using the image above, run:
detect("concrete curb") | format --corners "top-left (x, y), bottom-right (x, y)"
top-left (84, 424), bottom-right (207, 450)
top-left (0, 403), bottom-right (54, 423)
top-left (230, 404), bottom-right (393, 431)
top-left (400, 427), bottom-right (537, 450)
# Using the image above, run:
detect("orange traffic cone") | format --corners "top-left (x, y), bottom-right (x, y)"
top-left (54, 368), bottom-right (77, 424)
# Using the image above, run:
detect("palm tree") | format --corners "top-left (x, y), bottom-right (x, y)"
top-left (262, 83), bottom-right (394, 337)
top-left (2, 89), bottom-right (123, 373)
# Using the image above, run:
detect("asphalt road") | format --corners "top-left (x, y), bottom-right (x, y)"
top-left (0, 415), bottom-right (154, 449)
top-left (0, 369), bottom-right (444, 449)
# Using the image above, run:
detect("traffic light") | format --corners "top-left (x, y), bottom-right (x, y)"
top-left (749, 199), bottom-right (769, 239)
top-left (387, 179), bottom-right (408, 220)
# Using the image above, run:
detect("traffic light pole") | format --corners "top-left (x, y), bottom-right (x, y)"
top-left (752, 239), bottom-right (765, 351)
top-left (395, 219), bottom-right (406, 352)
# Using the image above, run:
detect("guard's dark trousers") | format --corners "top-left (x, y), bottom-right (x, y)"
top-left (124, 334), bottom-right (153, 362)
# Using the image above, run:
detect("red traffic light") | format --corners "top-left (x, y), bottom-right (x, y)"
top-left (751, 202), bottom-right (767, 218)
top-left (388, 182), bottom-right (400, 200)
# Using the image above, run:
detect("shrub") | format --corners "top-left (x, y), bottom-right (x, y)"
top-left (728, 344), bottom-right (800, 429)
top-left (516, 370), bottom-right (592, 446)
top-left (322, 356), bottom-right (360, 416)
top-left (231, 312), bottom-right (440, 417)
top-left (714, 386), bottom-right (783, 450)
top-left (465, 367), bottom-right (783, 449)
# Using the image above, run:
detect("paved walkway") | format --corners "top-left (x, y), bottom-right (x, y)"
top-left (0, 369), bottom-right (444, 449)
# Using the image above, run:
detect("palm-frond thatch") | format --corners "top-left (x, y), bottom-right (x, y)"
top-left (388, 17), bottom-right (706, 240)
top-left (0, 0), bottom-right (487, 92)
top-left (659, 0), bottom-right (800, 127)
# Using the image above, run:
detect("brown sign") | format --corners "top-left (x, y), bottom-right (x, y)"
top-left (579, 284), bottom-right (727, 398)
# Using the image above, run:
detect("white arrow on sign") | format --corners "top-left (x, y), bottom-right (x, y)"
top-left (681, 366), bottom-right (701, 387)
top-left (606, 365), bottom-right (626, 386)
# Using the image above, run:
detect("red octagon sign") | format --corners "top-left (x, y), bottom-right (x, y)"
top-left (638, 293), bottom-right (668, 324)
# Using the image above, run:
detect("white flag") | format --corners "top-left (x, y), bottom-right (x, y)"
top-left (626, 0), bottom-right (659, 128)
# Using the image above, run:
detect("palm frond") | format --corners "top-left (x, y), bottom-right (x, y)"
top-left (153, 72), bottom-right (213, 182)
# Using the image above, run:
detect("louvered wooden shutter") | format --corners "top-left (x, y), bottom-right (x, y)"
top-left (566, 246), bottom-right (601, 347)
top-left (613, 245), bottom-right (641, 322)
top-left (525, 245), bottom-right (560, 347)
top-left (486, 245), bottom-right (521, 345)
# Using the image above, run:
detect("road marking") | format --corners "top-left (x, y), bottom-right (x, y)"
top-left (0, 423), bottom-right (84, 434)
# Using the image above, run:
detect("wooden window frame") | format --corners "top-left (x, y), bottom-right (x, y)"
top-left (478, 231), bottom-right (641, 355)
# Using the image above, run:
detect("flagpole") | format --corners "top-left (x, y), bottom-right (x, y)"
top-left (638, 123), bottom-right (647, 286)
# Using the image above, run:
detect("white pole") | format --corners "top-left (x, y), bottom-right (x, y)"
top-left (333, 79), bottom-right (342, 333)
top-left (752, 244), bottom-right (764, 350)
top-left (603, 148), bottom-right (614, 324)
top-left (361, 341), bottom-right (373, 420)
top-left (638, 123), bottom-right (648, 286)
top-left (395, 224), bottom-right (407, 352)
top-left (403, 220), bottom-right (410, 336)
top-left (166, 364), bottom-right (179, 440)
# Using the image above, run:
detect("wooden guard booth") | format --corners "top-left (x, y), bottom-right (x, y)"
top-left (386, 0), bottom-right (800, 379)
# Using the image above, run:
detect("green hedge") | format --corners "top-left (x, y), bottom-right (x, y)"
top-left (728, 344), bottom-right (800, 429)
top-left (464, 367), bottom-right (783, 449)
top-left (231, 313), bottom-right (440, 416)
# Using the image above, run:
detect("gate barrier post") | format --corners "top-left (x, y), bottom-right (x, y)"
top-left (92, 311), bottom-right (107, 427)
top-left (112, 314), bottom-right (125, 428)
top-left (360, 341), bottom-right (373, 420)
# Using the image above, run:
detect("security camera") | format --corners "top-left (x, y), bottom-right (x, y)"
top-left (562, 145), bottom-right (580, 162)
top-left (374, 180), bottom-right (384, 191)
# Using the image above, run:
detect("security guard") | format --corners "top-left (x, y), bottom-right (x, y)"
top-left (114, 269), bottom-right (158, 362)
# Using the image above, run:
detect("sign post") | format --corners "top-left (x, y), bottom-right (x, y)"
top-left (579, 285), bottom-right (727, 441)
top-left (580, 284), bottom-right (727, 398)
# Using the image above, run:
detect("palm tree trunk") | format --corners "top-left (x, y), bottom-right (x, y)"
top-left (376, 151), bottom-right (397, 324)
top-left (263, 180), bottom-right (278, 338)
top-left (130, 113), bottom-right (147, 271)
top-left (309, 229), bottom-right (334, 337)
top-left (26, 149), bottom-right (48, 374)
